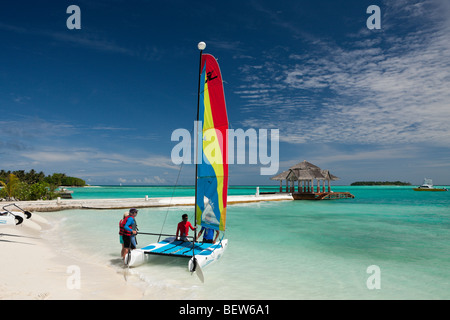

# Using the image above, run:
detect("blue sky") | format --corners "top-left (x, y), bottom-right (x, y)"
top-left (1, 0), bottom-right (449, 186)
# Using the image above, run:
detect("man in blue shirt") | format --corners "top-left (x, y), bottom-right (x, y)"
top-left (123, 208), bottom-right (138, 253)
top-left (196, 226), bottom-right (219, 243)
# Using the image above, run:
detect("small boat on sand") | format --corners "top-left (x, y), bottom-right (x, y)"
top-left (0, 213), bottom-right (23, 226)
top-left (0, 204), bottom-right (48, 230)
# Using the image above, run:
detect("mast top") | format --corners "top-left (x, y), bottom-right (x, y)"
top-left (198, 42), bottom-right (206, 51)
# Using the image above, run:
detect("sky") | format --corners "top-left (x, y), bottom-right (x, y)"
top-left (1, 0), bottom-right (449, 186)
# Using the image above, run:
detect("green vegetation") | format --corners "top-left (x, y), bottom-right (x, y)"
top-left (351, 181), bottom-right (411, 186)
top-left (0, 170), bottom-right (86, 201)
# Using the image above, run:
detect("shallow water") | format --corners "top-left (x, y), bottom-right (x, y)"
top-left (39, 186), bottom-right (450, 299)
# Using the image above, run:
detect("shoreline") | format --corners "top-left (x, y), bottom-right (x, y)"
top-left (0, 224), bottom-right (144, 300)
top-left (0, 193), bottom-right (294, 212)
top-left (0, 193), bottom-right (292, 300)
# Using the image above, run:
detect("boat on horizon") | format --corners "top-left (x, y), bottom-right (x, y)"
top-left (413, 179), bottom-right (448, 192)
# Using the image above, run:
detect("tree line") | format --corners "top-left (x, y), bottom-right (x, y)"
top-left (350, 181), bottom-right (411, 186)
top-left (0, 169), bottom-right (86, 201)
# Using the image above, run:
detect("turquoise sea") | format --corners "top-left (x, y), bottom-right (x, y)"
top-left (39, 185), bottom-right (450, 299)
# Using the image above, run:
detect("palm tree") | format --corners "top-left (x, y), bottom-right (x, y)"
top-left (0, 173), bottom-right (21, 200)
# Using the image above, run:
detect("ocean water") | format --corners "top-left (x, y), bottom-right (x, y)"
top-left (39, 185), bottom-right (450, 299)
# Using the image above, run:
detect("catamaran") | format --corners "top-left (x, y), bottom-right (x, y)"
top-left (124, 42), bottom-right (229, 281)
top-left (0, 212), bottom-right (23, 226)
top-left (0, 204), bottom-right (46, 230)
top-left (1, 204), bottom-right (28, 226)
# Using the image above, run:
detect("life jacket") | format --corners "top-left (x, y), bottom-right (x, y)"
top-left (119, 216), bottom-right (132, 236)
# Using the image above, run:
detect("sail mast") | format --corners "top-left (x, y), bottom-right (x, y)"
top-left (194, 42), bottom-right (206, 241)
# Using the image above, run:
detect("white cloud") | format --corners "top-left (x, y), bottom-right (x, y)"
top-left (235, 0), bottom-right (450, 146)
top-left (19, 148), bottom-right (178, 170)
top-left (0, 115), bottom-right (177, 184)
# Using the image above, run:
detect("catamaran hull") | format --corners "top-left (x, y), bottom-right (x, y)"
top-left (1, 204), bottom-right (45, 230)
top-left (189, 239), bottom-right (228, 271)
top-left (124, 249), bottom-right (146, 267)
top-left (124, 238), bottom-right (228, 270)
top-left (0, 215), bottom-right (22, 226)
top-left (5, 211), bottom-right (42, 231)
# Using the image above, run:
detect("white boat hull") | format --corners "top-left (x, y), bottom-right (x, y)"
top-left (124, 249), bottom-right (147, 267)
top-left (0, 207), bottom-right (47, 230)
top-left (0, 215), bottom-right (21, 226)
top-left (189, 239), bottom-right (228, 271)
top-left (6, 211), bottom-right (42, 231)
top-left (124, 237), bottom-right (228, 271)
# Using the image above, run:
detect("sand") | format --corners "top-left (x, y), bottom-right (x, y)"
top-left (0, 223), bottom-right (144, 300)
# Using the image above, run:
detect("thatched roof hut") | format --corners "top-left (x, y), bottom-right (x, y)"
top-left (271, 160), bottom-right (339, 193)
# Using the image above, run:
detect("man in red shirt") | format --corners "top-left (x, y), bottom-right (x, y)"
top-left (176, 214), bottom-right (197, 241)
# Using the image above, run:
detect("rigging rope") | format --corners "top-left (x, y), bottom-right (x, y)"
top-left (157, 123), bottom-right (198, 242)
top-left (157, 159), bottom-right (185, 242)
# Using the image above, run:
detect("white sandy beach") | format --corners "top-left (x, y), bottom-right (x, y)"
top-left (0, 194), bottom-right (292, 300)
top-left (0, 223), bottom-right (144, 300)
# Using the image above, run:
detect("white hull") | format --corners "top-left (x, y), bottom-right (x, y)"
top-left (188, 239), bottom-right (228, 271)
top-left (0, 215), bottom-right (21, 226)
top-left (124, 237), bottom-right (228, 271)
top-left (124, 248), bottom-right (147, 267)
top-left (26, 212), bottom-right (49, 225)
top-left (2, 211), bottom-right (42, 231)
top-left (1, 205), bottom-right (47, 230)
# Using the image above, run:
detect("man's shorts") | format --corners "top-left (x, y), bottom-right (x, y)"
top-left (122, 235), bottom-right (136, 249)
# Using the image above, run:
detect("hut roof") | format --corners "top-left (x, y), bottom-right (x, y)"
top-left (289, 160), bottom-right (321, 170)
top-left (270, 160), bottom-right (340, 181)
top-left (321, 169), bottom-right (340, 181)
top-left (270, 170), bottom-right (290, 181)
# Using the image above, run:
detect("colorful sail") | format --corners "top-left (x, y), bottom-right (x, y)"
top-left (196, 54), bottom-right (229, 232)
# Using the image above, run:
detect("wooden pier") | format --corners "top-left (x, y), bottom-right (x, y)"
top-left (292, 191), bottom-right (355, 200)
top-left (270, 161), bottom-right (355, 201)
